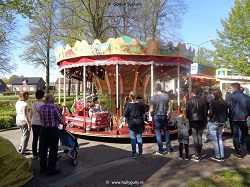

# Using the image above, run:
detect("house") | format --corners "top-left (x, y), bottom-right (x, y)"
top-left (0, 79), bottom-right (8, 93)
top-left (12, 77), bottom-right (46, 93)
top-left (55, 78), bottom-right (85, 92)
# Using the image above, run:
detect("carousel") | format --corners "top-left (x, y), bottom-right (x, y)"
top-left (56, 36), bottom-right (195, 138)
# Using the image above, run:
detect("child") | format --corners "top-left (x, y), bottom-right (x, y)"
top-left (176, 107), bottom-right (190, 160)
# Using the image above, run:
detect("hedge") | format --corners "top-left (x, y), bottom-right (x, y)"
top-left (1, 110), bottom-right (16, 121)
top-left (2, 92), bottom-right (15, 96)
top-left (0, 116), bottom-right (15, 129)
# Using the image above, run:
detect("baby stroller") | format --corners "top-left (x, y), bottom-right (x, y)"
top-left (57, 129), bottom-right (79, 166)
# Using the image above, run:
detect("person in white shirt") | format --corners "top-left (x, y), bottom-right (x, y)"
top-left (15, 91), bottom-right (31, 155)
top-left (30, 90), bottom-right (45, 159)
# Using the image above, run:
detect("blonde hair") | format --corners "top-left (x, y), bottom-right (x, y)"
top-left (19, 91), bottom-right (29, 101)
top-left (129, 91), bottom-right (136, 100)
top-left (180, 107), bottom-right (187, 122)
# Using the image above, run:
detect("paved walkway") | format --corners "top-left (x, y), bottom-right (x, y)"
top-left (1, 128), bottom-right (250, 187)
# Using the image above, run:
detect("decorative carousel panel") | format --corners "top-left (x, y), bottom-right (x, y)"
top-left (56, 36), bottom-right (195, 64)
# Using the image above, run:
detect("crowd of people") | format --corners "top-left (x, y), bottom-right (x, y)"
top-left (13, 82), bottom-right (250, 179)
top-left (15, 91), bottom-right (67, 177)
top-left (124, 82), bottom-right (250, 162)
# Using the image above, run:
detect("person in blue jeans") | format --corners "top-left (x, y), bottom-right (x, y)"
top-left (124, 91), bottom-right (145, 159)
top-left (207, 89), bottom-right (228, 162)
top-left (149, 83), bottom-right (174, 155)
top-left (204, 124), bottom-right (211, 143)
top-left (227, 83), bottom-right (250, 159)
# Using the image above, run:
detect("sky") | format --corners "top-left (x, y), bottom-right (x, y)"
top-left (4, 0), bottom-right (235, 81)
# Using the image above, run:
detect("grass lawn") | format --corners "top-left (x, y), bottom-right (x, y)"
top-left (186, 168), bottom-right (250, 187)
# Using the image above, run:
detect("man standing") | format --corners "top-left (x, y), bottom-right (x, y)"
top-left (39, 94), bottom-right (67, 176)
top-left (227, 82), bottom-right (250, 159)
top-left (150, 83), bottom-right (174, 155)
top-left (186, 88), bottom-right (208, 162)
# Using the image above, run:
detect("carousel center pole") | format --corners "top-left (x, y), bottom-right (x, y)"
top-left (150, 62), bottom-right (155, 133)
top-left (177, 65), bottom-right (181, 115)
top-left (83, 65), bottom-right (87, 133)
top-left (58, 71), bottom-right (61, 109)
top-left (63, 68), bottom-right (66, 107)
top-left (116, 63), bottom-right (119, 135)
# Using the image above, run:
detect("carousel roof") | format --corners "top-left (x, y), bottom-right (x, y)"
top-left (56, 36), bottom-right (195, 70)
top-left (56, 36), bottom-right (195, 66)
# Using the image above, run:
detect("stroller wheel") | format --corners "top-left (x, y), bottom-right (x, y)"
top-left (71, 158), bottom-right (77, 166)
top-left (70, 150), bottom-right (78, 158)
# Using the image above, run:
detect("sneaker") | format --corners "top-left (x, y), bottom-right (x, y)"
top-left (139, 153), bottom-right (143, 158)
top-left (167, 148), bottom-right (176, 154)
top-left (21, 151), bottom-right (31, 155)
top-left (184, 156), bottom-right (189, 160)
top-left (155, 151), bottom-right (164, 156)
top-left (204, 139), bottom-right (211, 143)
top-left (191, 155), bottom-right (201, 162)
top-left (220, 158), bottom-right (225, 162)
top-left (231, 153), bottom-right (242, 160)
top-left (210, 156), bottom-right (221, 162)
top-left (178, 156), bottom-right (183, 160)
top-left (132, 154), bottom-right (137, 159)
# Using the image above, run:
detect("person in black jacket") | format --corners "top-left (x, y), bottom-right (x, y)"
top-left (124, 91), bottom-right (145, 159)
top-left (186, 88), bottom-right (208, 162)
top-left (227, 82), bottom-right (250, 159)
top-left (207, 89), bottom-right (228, 162)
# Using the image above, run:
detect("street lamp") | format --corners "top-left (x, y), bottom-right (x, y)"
top-left (185, 38), bottom-right (214, 63)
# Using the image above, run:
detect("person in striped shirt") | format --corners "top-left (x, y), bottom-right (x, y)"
top-left (39, 94), bottom-right (67, 176)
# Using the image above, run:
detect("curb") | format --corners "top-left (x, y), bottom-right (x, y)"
top-left (0, 126), bottom-right (19, 132)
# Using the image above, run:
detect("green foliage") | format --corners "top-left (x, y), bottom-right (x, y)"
top-left (3, 0), bottom-right (36, 18)
top-left (0, 116), bottom-right (15, 129)
top-left (0, 101), bottom-right (12, 107)
top-left (1, 110), bottom-right (16, 122)
top-left (0, 1), bottom-right (36, 74)
top-left (193, 47), bottom-right (217, 68)
top-left (213, 0), bottom-right (250, 76)
top-left (0, 102), bottom-right (16, 126)
top-left (2, 92), bottom-right (15, 96)
top-left (19, 0), bottom-right (58, 94)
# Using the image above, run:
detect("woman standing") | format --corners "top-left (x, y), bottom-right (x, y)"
top-left (30, 90), bottom-right (45, 159)
top-left (208, 89), bottom-right (228, 161)
top-left (15, 91), bottom-right (31, 155)
top-left (124, 91), bottom-right (145, 159)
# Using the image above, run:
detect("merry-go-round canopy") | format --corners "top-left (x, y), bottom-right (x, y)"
top-left (56, 35), bottom-right (195, 69)
top-left (56, 36), bottom-right (195, 96)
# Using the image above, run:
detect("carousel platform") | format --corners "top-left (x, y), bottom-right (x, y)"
top-left (66, 125), bottom-right (178, 143)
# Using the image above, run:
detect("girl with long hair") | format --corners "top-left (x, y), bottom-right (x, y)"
top-left (207, 89), bottom-right (228, 161)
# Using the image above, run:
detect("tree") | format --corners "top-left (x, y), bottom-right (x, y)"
top-left (133, 0), bottom-right (187, 42)
top-left (0, 0), bottom-right (35, 75)
top-left (213, 0), bottom-right (250, 76)
top-left (193, 47), bottom-right (217, 67)
top-left (57, 0), bottom-right (187, 43)
top-left (20, 0), bottom-right (58, 94)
